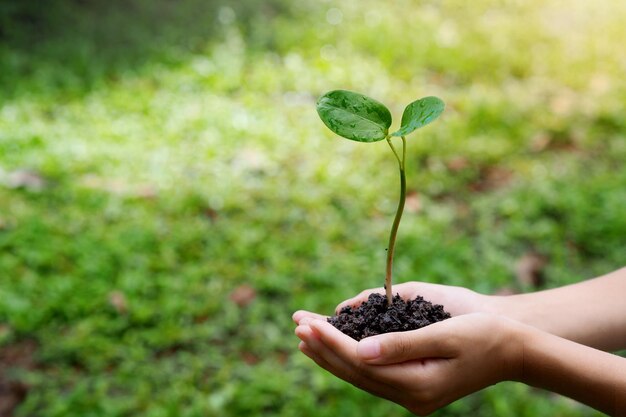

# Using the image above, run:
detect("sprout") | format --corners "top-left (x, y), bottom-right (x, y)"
top-left (316, 90), bottom-right (445, 305)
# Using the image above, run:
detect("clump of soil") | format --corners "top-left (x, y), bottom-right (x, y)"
top-left (328, 293), bottom-right (451, 341)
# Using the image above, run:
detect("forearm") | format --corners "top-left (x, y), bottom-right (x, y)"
top-left (490, 267), bottom-right (626, 351)
top-left (514, 323), bottom-right (626, 416)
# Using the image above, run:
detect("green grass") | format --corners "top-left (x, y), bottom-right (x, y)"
top-left (1, 0), bottom-right (625, 415)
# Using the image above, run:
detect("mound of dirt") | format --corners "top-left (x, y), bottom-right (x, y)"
top-left (328, 293), bottom-right (451, 341)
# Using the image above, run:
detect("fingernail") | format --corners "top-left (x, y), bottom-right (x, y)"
top-left (358, 338), bottom-right (380, 360)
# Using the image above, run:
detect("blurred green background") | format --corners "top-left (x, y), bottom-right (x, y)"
top-left (1, 0), bottom-right (625, 415)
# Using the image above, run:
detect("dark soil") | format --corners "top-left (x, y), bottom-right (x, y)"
top-left (328, 293), bottom-right (451, 341)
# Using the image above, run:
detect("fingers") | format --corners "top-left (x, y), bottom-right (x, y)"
top-left (294, 317), bottom-right (461, 410)
top-left (295, 319), bottom-right (402, 401)
top-left (335, 288), bottom-right (384, 313)
top-left (292, 310), bottom-right (328, 324)
top-left (296, 322), bottom-right (356, 379)
top-left (357, 320), bottom-right (457, 365)
top-left (294, 312), bottom-right (509, 415)
top-left (305, 319), bottom-right (407, 383)
top-left (334, 282), bottom-right (433, 314)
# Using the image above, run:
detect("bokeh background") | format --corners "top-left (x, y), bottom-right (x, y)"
top-left (1, 0), bottom-right (625, 415)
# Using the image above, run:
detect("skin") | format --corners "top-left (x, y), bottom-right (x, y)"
top-left (293, 267), bottom-right (626, 416)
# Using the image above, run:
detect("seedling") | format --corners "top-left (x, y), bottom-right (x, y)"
top-left (316, 90), bottom-right (444, 306)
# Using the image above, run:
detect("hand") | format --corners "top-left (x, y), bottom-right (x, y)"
top-left (334, 282), bottom-right (491, 317)
top-left (294, 313), bottom-right (523, 416)
top-left (291, 281), bottom-right (488, 331)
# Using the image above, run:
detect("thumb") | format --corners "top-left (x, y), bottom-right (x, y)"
top-left (357, 323), bottom-right (454, 365)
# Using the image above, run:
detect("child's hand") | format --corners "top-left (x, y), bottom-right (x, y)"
top-left (334, 282), bottom-right (491, 317)
top-left (294, 313), bottom-right (524, 416)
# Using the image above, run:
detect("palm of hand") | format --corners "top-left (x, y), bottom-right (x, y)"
top-left (294, 312), bottom-right (519, 416)
top-left (336, 282), bottom-right (488, 317)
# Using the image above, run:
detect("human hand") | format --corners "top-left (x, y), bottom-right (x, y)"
top-left (334, 282), bottom-right (491, 317)
top-left (292, 281), bottom-right (491, 332)
top-left (294, 312), bottom-right (524, 416)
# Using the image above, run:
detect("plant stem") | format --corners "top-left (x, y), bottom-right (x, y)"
top-left (384, 136), bottom-right (407, 306)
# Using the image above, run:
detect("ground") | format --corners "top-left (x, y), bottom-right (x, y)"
top-left (0, 0), bottom-right (625, 416)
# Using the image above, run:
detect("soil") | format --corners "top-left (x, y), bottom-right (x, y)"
top-left (328, 293), bottom-right (451, 341)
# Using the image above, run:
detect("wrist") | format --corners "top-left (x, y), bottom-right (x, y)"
top-left (499, 316), bottom-right (531, 383)
top-left (484, 294), bottom-right (527, 323)
top-left (481, 294), bottom-right (511, 317)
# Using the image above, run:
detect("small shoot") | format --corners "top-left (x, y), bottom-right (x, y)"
top-left (316, 90), bottom-right (445, 306)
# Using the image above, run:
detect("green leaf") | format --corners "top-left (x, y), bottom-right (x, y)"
top-left (391, 96), bottom-right (445, 137)
top-left (316, 90), bottom-right (392, 142)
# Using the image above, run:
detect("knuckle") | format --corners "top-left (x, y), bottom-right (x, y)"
top-left (439, 333), bottom-right (460, 355)
top-left (394, 335), bottom-right (413, 358)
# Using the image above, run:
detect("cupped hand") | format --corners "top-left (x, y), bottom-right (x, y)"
top-left (293, 282), bottom-right (491, 326)
top-left (335, 282), bottom-right (491, 317)
top-left (294, 313), bottom-right (524, 416)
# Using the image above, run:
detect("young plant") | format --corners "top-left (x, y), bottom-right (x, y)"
top-left (316, 90), bottom-right (444, 306)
